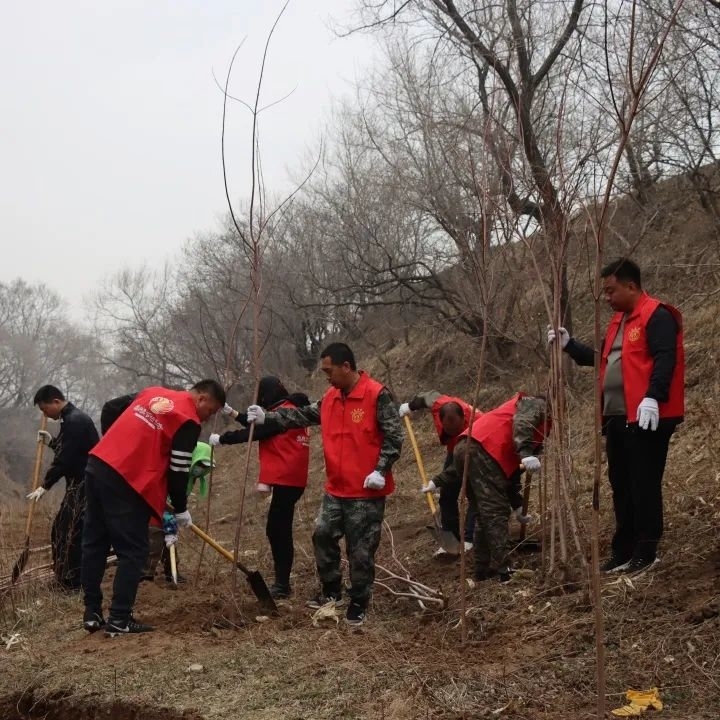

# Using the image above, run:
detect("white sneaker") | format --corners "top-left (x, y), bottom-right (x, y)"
top-left (432, 547), bottom-right (448, 558)
top-left (463, 541), bottom-right (473, 552)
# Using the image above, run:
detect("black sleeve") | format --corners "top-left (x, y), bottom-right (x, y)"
top-left (42, 412), bottom-right (99, 490)
top-left (219, 422), bottom-right (286, 445)
top-left (100, 394), bottom-right (137, 435)
top-left (167, 420), bottom-right (201, 513)
top-left (645, 307), bottom-right (678, 402)
top-left (564, 338), bottom-right (595, 367)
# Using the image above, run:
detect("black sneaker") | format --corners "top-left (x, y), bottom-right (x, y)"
top-left (83, 609), bottom-right (105, 633)
top-left (623, 557), bottom-right (658, 575)
top-left (164, 573), bottom-right (188, 585)
top-left (306, 591), bottom-right (344, 609)
top-left (105, 616), bottom-right (154, 637)
top-left (345, 602), bottom-right (366, 626)
top-left (498, 568), bottom-right (516, 584)
top-left (269, 583), bottom-right (291, 599)
top-left (600, 556), bottom-right (630, 573)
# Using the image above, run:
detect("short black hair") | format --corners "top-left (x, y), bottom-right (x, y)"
top-left (601, 258), bottom-right (642, 288)
top-left (191, 379), bottom-right (226, 405)
top-left (320, 342), bottom-right (357, 371)
top-left (33, 385), bottom-right (65, 405)
top-left (439, 401), bottom-right (465, 420)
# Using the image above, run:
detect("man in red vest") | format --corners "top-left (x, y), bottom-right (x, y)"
top-left (246, 343), bottom-right (403, 626)
top-left (209, 375), bottom-right (311, 599)
top-left (424, 393), bottom-right (547, 582)
top-left (399, 391), bottom-right (477, 556)
top-left (81, 379), bottom-right (225, 636)
top-left (548, 258), bottom-right (684, 574)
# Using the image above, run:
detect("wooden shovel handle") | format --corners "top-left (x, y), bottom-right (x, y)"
top-left (188, 523), bottom-right (253, 575)
top-left (24, 415), bottom-right (48, 537)
top-left (402, 415), bottom-right (438, 515)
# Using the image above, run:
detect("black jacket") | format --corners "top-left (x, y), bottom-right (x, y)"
top-left (42, 403), bottom-right (99, 491)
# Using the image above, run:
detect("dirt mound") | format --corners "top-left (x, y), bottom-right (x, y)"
top-left (0, 691), bottom-right (204, 720)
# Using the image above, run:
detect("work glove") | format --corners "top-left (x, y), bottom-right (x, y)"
top-left (246, 404), bottom-right (266, 425)
top-left (363, 470), bottom-right (386, 491)
top-left (547, 325), bottom-right (570, 349)
top-left (256, 483), bottom-right (272, 495)
top-left (208, 433), bottom-right (221, 446)
top-left (637, 397), bottom-right (659, 431)
top-left (174, 510), bottom-right (192, 528)
top-left (37, 430), bottom-right (52, 445)
top-left (521, 456), bottom-right (541, 473)
top-left (398, 403), bottom-right (411, 418)
top-left (514, 507), bottom-right (533, 525)
top-left (26, 487), bottom-right (47, 503)
top-left (420, 480), bottom-right (437, 494)
top-left (221, 403), bottom-right (235, 416)
top-left (164, 533), bottom-right (178, 548)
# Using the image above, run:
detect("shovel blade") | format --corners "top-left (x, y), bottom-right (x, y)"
top-left (11, 546), bottom-right (30, 584)
top-left (426, 525), bottom-right (462, 555)
top-left (245, 570), bottom-right (279, 614)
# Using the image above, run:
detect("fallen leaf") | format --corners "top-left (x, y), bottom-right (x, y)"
top-left (311, 601), bottom-right (339, 627)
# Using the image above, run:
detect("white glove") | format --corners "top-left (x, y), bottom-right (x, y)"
top-left (37, 430), bottom-right (52, 445)
top-left (398, 403), bottom-right (411, 418)
top-left (164, 533), bottom-right (178, 548)
top-left (221, 403), bottom-right (235, 416)
top-left (246, 405), bottom-right (266, 425)
top-left (26, 486), bottom-right (47, 503)
top-left (636, 397), bottom-right (659, 431)
top-left (208, 433), bottom-right (221, 446)
top-left (256, 483), bottom-right (272, 495)
top-left (363, 470), bottom-right (386, 490)
top-left (514, 507), bottom-right (532, 525)
top-left (547, 325), bottom-right (570, 349)
top-left (521, 456), bottom-right (541, 473)
top-left (174, 510), bottom-right (192, 528)
top-left (420, 480), bottom-right (437, 494)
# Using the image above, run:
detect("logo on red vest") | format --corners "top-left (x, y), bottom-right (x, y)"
top-left (627, 326), bottom-right (642, 343)
top-left (149, 396), bottom-right (175, 414)
top-left (351, 408), bottom-right (365, 423)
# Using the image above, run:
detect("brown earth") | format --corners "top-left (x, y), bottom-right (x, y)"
top-left (1, 172), bottom-right (720, 719)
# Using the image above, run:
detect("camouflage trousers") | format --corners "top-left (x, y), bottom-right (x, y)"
top-left (453, 440), bottom-right (511, 575)
top-left (312, 493), bottom-right (385, 606)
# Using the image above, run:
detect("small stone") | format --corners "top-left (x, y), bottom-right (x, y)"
top-left (187, 663), bottom-right (204, 673)
top-left (255, 615), bottom-right (269, 623)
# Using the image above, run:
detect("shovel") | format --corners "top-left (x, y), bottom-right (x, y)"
top-left (403, 415), bottom-right (461, 555)
top-left (517, 467), bottom-right (542, 553)
top-left (188, 523), bottom-right (278, 614)
top-left (168, 543), bottom-right (179, 588)
top-left (11, 416), bottom-right (48, 583)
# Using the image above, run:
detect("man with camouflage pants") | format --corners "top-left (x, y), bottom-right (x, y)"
top-left (247, 343), bottom-right (403, 626)
top-left (424, 394), bottom-right (547, 582)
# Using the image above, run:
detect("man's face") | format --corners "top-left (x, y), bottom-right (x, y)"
top-left (441, 412), bottom-right (466, 437)
top-left (37, 399), bottom-right (64, 420)
top-left (194, 394), bottom-right (222, 422)
top-left (602, 275), bottom-right (637, 313)
top-left (320, 356), bottom-right (352, 391)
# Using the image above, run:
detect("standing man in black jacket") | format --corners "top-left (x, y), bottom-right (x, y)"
top-left (548, 258), bottom-right (684, 574)
top-left (28, 385), bottom-right (99, 590)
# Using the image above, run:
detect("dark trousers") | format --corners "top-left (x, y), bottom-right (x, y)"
top-left (51, 483), bottom-right (84, 589)
top-left (439, 472), bottom-right (477, 543)
top-left (605, 417), bottom-right (673, 562)
top-left (266, 485), bottom-right (304, 588)
top-left (81, 457), bottom-right (152, 620)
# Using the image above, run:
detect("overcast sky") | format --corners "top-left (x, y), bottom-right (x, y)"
top-left (0, 1), bottom-right (376, 320)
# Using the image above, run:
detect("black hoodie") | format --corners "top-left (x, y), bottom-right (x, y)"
top-left (219, 376), bottom-right (310, 445)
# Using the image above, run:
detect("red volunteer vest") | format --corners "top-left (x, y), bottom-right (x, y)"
top-left (319, 372), bottom-right (394, 498)
top-left (90, 387), bottom-right (200, 519)
top-left (431, 395), bottom-right (475, 452)
top-left (600, 293), bottom-right (684, 421)
top-left (460, 393), bottom-right (545, 478)
top-left (259, 400), bottom-right (310, 487)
